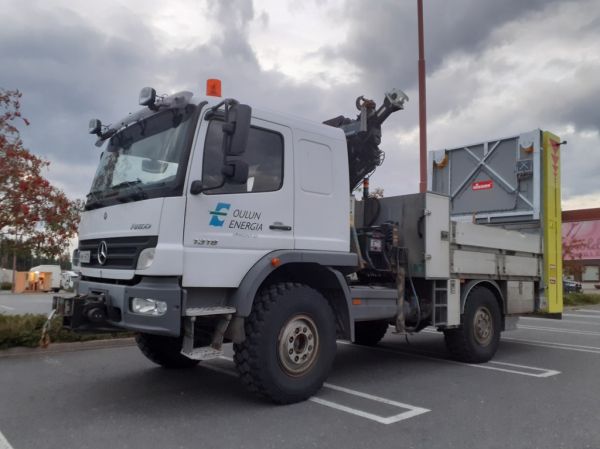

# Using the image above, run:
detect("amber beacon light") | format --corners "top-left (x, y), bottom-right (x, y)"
top-left (206, 79), bottom-right (222, 97)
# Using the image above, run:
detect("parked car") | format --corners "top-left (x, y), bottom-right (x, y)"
top-left (563, 278), bottom-right (582, 293)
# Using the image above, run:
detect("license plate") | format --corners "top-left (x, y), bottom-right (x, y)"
top-left (79, 250), bottom-right (91, 263)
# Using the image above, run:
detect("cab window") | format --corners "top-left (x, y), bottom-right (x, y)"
top-left (202, 120), bottom-right (283, 194)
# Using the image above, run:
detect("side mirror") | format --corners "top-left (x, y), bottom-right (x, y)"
top-left (142, 159), bottom-right (168, 174)
top-left (89, 119), bottom-right (102, 135)
top-left (222, 160), bottom-right (249, 184)
top-left (189, 160), bottom-right (249, 195)
top-left (223, 104), bottom-right (251, 156)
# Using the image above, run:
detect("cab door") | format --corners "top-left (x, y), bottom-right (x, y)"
top-left (182, 113), bottom-right (294, 287)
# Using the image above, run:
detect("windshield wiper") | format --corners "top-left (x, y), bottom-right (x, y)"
top-left (111, 179), bottom-right (143, 190)
top-left (85, 190), bottom-right (105, 210)
top-left (112, 178), bottom-right (149, 201)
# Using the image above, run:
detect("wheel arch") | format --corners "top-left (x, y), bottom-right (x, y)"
top-left (461, 279), bottom-right (505, 329)
top-left (228, 250), bottom-right (357, 340)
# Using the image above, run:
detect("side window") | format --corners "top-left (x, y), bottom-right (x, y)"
top-left (202, 120), bottom-right (284, 194)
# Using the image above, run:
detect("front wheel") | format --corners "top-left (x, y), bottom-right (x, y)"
top-left (234, 282), bottom-right (337, 404)
top-left (443, 286), bottom-right (501, 363)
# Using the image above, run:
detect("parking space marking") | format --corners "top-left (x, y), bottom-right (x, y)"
top-left (314, 383), bottom-right (430, 425)
top-left (575, 309), bottom-right (600, 314)
top-left (0, 304), bottom-right (15, 311)
top-left (202, 356), bottom-right (430, 425)
top-left (562, 313), bottom-right (600, 320)
top-left (518, 324), bottom-right (600, 336)
top-left (502, 337), bottom-right (600, 354)
top-left (468, 360), bottom-right (560, 377)
top-left (339, 340), bottom-right (560, 378)
top-left (0, 430), bottom-right (15, 449)
top-left (520, 317), bottom-right (600, 326)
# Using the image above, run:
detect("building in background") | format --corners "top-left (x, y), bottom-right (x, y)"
top-left (562, 208), bottom-right (600, 288)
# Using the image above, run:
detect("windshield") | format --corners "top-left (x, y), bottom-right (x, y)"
top-left (86, 104), bottom-right (198, 209)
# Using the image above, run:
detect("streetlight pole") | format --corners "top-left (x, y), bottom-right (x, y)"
top-left (417, 0), bottom-right (428, 193)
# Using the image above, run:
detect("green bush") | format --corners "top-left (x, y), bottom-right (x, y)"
top-left (564, 292), bottom-right (600, 306)
top-left (0, 314), bottom-right (132, 350)
top-left (0, 282), bottom-right (12, 290)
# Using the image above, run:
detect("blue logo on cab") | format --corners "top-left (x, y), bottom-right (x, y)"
top-left (209, 203), bottom-right (231, 227)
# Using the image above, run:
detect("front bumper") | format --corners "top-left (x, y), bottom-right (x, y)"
top-left (53, 277), bottom-right (183, 337)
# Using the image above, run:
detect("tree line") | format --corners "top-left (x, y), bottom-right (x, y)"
top-left (0, 88), bottom-right (81, 275)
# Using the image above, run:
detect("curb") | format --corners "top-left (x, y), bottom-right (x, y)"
top-left (0, 337), bottom-right (136, 358)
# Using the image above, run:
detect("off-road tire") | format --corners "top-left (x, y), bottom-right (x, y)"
top-left (233, 282), bottom-right (337, 404)
top-left (135, 333), bottom-right (200, 369)
top-left (443, 286), bottom-right (501, 363)
top-left (353, 320), bottom-right (389, 346)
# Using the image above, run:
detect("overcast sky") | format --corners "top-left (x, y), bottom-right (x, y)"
top-left (1, 0), bottom-right (599, 210)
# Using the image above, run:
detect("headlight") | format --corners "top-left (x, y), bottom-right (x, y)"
top-left (131, 297), bottom-right (167, 316)
top-left (136, 248), bottom-right (155, 270)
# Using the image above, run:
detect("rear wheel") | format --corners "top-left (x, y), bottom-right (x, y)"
top-left (353, 320), bottom-right (388, 346)
top-left (135, 333), bottom-right (200, 369)
top-left (444, 286), bottom-right (501, 363)
top-left (234, 282), bottom-right (337, 404)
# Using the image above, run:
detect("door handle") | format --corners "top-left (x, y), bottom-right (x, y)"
top-left (270, 223), bottom-right (292, 231)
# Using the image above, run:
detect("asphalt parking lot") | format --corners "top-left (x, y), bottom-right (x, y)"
top-left (1, 308), bottom-right (599, 449)
top-left (0, 292), bottom-right (57, 315)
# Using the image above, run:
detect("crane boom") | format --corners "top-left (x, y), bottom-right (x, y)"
top-left (323, 89), bottom-right (408, 192)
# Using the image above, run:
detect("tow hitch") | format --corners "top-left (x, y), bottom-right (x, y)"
top-left (41, 294), bottom-right (118, 348)
top-left (49, 294), bottom-right (121, 333)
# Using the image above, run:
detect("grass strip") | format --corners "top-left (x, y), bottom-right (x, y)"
top-left (0, 314), bottom-right (132, 350)
top-left (563, 292), bottom-right (600, 306)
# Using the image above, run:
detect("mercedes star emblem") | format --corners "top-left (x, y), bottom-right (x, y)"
top-left (97, 241), bottom-right (108, 265)
top-left (103, 212), bottom-right (108, 220)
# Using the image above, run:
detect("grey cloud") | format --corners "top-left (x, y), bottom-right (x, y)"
top-left (557, 66), bottom-right (600, 133)
top-left (206, 0), bottom-right (258, 63)
top-left (321, 0), bottom-right (566, 95)
top-left (0, 0), bottom-right (339, 198)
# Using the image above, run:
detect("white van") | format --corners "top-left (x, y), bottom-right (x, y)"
top-left (29, 265), bottom-right (62, 292)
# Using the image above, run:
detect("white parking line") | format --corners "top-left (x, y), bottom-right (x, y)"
top-left (562, 313), bottom-right (600, 320)
top-left (341, 339), bottom-right (560, 378)
top-left (315, 383), bottom-right (430, 424)
top-left (468, 360), bottom-right (560, 378)
top-left (575, 309), bottom-right (600, 314)
top-left (0, 430), bottom-right (14, 449)
top-left (520, 317), bottom-right (600, 326)
top-left (518, 324), bottom-right (600, 336)
top-left (0, 304), bottom-right (15, 311)
top-left (204, 356), bottom-right (430, 424)
top-left (502, 337), bottom-right (600, 354)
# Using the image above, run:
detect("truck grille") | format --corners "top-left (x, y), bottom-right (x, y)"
top-left (79, 236), bottom-right (158, 270)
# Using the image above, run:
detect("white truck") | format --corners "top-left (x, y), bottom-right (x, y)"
top-left (30, 264), bottom-right (61, 292)
top-left (53, 85), bottom-right (561, 404)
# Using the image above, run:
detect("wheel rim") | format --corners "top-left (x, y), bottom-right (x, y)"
top-left (473, 306), bottom-right (493, 346)
top-left (278, 314), bottom-right (319, 377)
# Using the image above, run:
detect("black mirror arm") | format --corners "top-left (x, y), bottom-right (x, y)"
top-left (203, 98), bottom-right (239, 120)
top-left (190, 178), bottom-right (226, 195)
